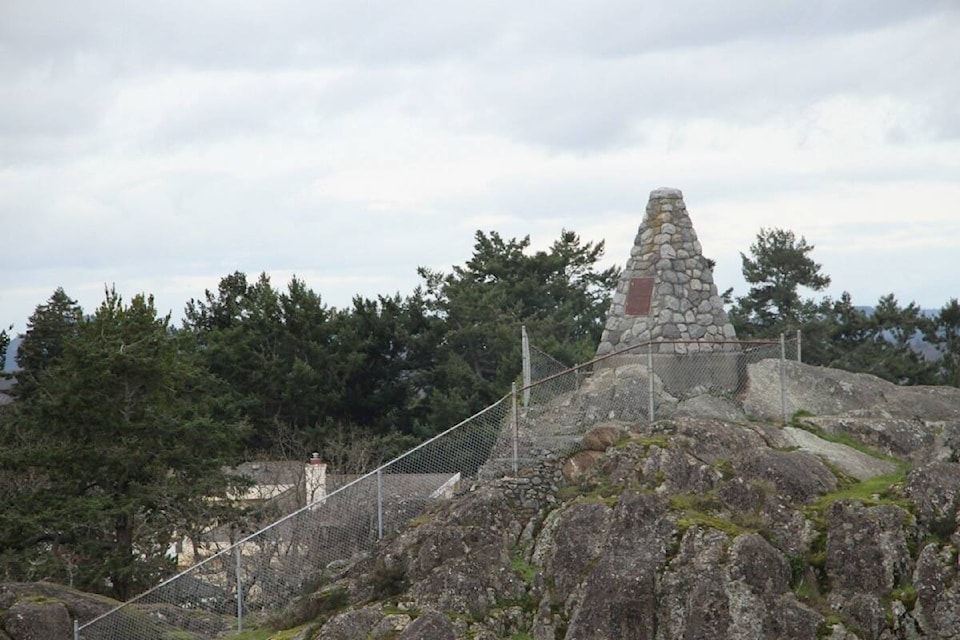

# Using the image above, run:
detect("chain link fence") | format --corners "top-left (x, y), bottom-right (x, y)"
top-left (77, 335), bottom-right (797, 640)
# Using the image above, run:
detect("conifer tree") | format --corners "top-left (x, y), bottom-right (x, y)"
top-left (0, 288), bottom-right (246, 599)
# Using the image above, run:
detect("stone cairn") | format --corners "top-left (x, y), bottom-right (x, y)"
top-left (596, 187), bottom-right (737, 357)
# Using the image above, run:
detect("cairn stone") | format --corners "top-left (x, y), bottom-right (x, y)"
top-left (597, 187), bottom-right (737, 356)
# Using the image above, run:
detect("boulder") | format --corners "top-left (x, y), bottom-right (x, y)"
top-left (3, 600), bottom-right (71, 640)
top-left (397, 610), bottom-right (457, 640)
top-left (735, 449), bottom-right (837, 503)
top-left (744, 359), bottom-right (960, 422)
top-left (561, 450), bottom-right (603, 483)
top-left (903, 461), bottom-right (960, 531)
top-left (581, 424), bottom-right (625, 451)
top-left (826, 501), bottom-right (914, 595)
top-left (318, 608), bottom-right (382, 640)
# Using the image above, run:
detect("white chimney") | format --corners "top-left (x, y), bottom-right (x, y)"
top-left (304, 452), bottom-right (327, 506)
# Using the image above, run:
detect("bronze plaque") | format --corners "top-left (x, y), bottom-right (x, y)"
top-left (625, 277), bottom-right (654, 316)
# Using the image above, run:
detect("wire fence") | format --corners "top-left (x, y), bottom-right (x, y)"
top-left (77, 335), bottom-right (797, 640)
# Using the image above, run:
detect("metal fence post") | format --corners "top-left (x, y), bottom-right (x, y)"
top-left (521, 326), bottom-right (531, 407)
top-left (780, 333), bottom-right (787, 424)
top-left (796, 329), bottom-right (802, 363)
top-left (647, 345), bottom-right (655, 423)
top-left (235, 545), bottom-right (243, 633)
top-left (376, 468), bottom-right (384, 540)
top-left (511, 382), bottom-right (519, 475)
top-left (74, 620), bottom-right (79, 640)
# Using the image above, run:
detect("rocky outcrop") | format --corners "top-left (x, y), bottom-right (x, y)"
top-left (2, 600), bottom-right (71, 640)
top-left (744, 359), bottom-right (960, 424)
top-left (0, 580), bottom-right (233, 640)
top-left (6, 361), bottom-right (959, 639)
top-left (274, 361), bottom-right (960, 640)
top-left (0, 583), bottom-right (116, 640)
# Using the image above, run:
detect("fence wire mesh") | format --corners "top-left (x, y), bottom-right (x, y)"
top-left (78, 337), bottom-right (797, 640)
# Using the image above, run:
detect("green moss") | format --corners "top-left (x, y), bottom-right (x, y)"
top-left (381, 604), bottom-right (419, 618)
top-left (629, 435), bottom-right (672, 449)
top-left (510, 553), bottom-right (537, 584)
top-left (669, 492), bottom-right (721, 513)
top-left (890, 584), bottom-right (918, 611)
top-left (556, 484), bottom-right (583, 501)
top-left (668, 492), bottom-right (754, 537)
top-left (559, 481), bottom-right (624, 507)
top-left (676, 513), bottom-right (748, 537)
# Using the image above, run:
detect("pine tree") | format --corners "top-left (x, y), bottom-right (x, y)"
top-left (730, 228), bottom-right (831, 337)
top-left (1, 288), bottom-right (247, 599)
top-left (13, 287), bottom-right (82, 400)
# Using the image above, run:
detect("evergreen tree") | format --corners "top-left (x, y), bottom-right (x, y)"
top-left (0, 289), bottom-right (246, 599)
top-left (927, 298), bottom-right (960, 387)
top-left (13, 287), bottom-right (82, 400)
top-left (183, 272), bottom-right (340, 452)
top-left (730, 228), bottom-right (831, 337)
top-left (331, 292), bottom-right (440, 436)
top-left (808, 292), bottom-right (934, 385)
top-left (419, 229), bottom-right (619, 425)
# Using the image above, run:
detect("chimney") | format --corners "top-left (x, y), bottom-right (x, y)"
top-left (304, 452), bottom-right (327, 506)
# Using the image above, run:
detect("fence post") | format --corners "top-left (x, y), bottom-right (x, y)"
top-left (74, 620), bottom-right (79, 640)
top-left (796, 329), bottom-right (802, 363)
top-left (512, 382), bottom-right (519, 475)
top-left (521, 326), bottom-right (531, 407)
top-left (647, 345), bottom-right (655, 423)
top-left (235, 545), bottom-right (243, 632)
top-left (780, 333), bottom-right (787, 424)
top-left (376, 468), bottom-right (384, 540)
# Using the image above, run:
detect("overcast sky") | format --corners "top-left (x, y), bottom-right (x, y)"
top-left (2, 1), bottom-right (958, 335)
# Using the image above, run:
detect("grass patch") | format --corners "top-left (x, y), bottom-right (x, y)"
top-left (677, 512), bottom-right (748, 537)
top-left (222, 626), bottom-right (312, 640)
top-left (889, 584), bottom-right (918, 612)
top-left (628, 435), bottom-right (672, 449)
top-left (816, 615), bottom-right (843, 639)
top-left (381, 604), bottom-right (419, 618)
top-left (557, 481), bottom-right (623, 507)
top-left (510, 553), bottom-right (537, 584)
top-left (789, 413), bottom-right (903, 465)
top-left (669, 493), bottom-right (749, 537)
top-left (809, 470), bottom-right (909, 512)
top-left (670, 493), bottom-right (721, 513)
top-left (407, 512), bottom-right (437, 528)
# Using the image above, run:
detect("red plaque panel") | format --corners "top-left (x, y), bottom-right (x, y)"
top-left (625, 277), bottom-right (654, 316)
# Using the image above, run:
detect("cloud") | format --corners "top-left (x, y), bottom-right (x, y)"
top-left (2, 0), bottom-right (959, 333)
